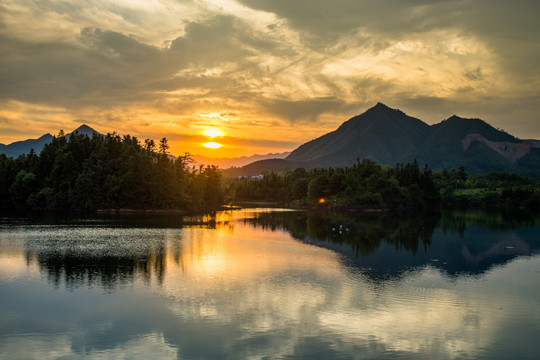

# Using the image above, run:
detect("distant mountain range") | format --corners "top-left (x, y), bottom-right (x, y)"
top-left (191, 152), bottom-right (290, 169)
top-left (0, 133), bottom-right (54, 158)
top-left (0, 124), bottom-right (99, 158)
top-left (226, 103), bottom-right (540, 176)
top-left (0, 124), bottom-right (289, 169)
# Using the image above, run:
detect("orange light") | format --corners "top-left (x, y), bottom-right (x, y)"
top-left (204, 142), bottom-right (222, 149)
top-left (203, 129), bottom-right (224, 138)
top-left (319, 198), bottom-right (326, 204)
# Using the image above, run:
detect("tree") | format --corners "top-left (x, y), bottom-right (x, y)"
top-left (144, 139), bottom-right (156, 153)
top-left (10, 170), bottom-right (37, 205)
top-left (159, 137), bottom-right (169, 155)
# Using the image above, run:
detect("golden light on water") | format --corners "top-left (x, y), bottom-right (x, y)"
top-left (204, 142), bottom-right (222, 149)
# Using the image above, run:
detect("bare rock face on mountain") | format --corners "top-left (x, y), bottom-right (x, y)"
top-left (462, 134), bottom-right (534, 164)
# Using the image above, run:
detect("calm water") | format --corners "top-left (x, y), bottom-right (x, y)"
top-left (1, 208), bottom-right (539, 359)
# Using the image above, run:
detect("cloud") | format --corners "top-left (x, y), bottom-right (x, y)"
top-left (238, 0), bottom-right (466, 45)
top-left (237, 0), bottom-right (540, 82)
top-left (1, 0), bottom-right (540, 152)
top-left (256, 97), bottom-right (349, 123)
top-left (464, 67), bottom-right (484, 81)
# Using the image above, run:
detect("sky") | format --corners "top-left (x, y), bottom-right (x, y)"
top-left (1, 0), bottom-right (539, 157)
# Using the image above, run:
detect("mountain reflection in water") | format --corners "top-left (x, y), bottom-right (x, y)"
top-left (246, 208), bottom-right (540, 279)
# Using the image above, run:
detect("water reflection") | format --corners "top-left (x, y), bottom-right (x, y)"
top-left (2, 208), bottom-right (539, 289)
top-left (246, 209), bottom-right (540, 279)
top-left (1, 208), bottom-right (539, 359)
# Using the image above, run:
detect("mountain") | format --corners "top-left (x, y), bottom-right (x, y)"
top-left (287, 102), bottom-right (430, 167)
top-left (223, 158), bottom-right (307, 178)
top-left (417, 115), bottom-right (521, 173)
top-left (226, 103), bottom-right (540, 176)
top-left (192, 152), bottom-right (291, 169)
top-left (0, 133), bottom-right (54, 158)
top-left (68, 124), bottom-right (100, 138)
top-left (0, 124), bottom-right (101, 158)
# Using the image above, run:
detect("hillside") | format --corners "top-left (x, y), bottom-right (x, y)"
top-left (228, 103), bottom-right (540, 177)
top-left (287, 102), bottom-right (430, 167)
top-left (223, 158), bottom-right (307, 178)
top-left (191, 152), bottom-right (290, 169)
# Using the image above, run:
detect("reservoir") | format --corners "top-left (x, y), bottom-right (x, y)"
top-left (1, 208), bottom-right (539, 359)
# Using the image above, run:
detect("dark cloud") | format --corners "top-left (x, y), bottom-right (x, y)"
top-left (0, 15), bottom-right (264, 108)
top-left (463, 67), bottom-right (483, 81)
top-left (255, 97), bottom-right (348, 123)
top-left (238, 0), bottom-right (466, 45)
top-left (0, 30), bottom-right (171, 107)
top-left (170, 16), bottom-right (251, 63)
top-left (238, 0), bottom-right (540, 75)
top-left (0, 12), bottom-right (296, 110)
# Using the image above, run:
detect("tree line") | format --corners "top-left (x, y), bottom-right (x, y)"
top-left (434, 169), bottom-right (540, 208)
top-left (228, 160), bottom-right (540, 210)
top-left (0, 131), bottom-right (224, 210)
top-left (2, 130), bottom-right (540, 211)
top-left (227, 158), bottom-right (440, 209)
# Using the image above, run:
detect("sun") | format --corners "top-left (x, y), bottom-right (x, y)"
top-left (204, 142), bottom-right (222, 149)
top-left (202, 128), bottom-right (224, 150)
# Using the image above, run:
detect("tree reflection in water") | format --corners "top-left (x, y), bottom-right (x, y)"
top-left (246, 208), bottom-right (540, 279)
top-left (9, 207), bottom-right (540, 289)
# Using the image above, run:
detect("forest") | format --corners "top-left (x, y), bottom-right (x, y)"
top-left (227, 158), bottom-right (441, 209)
top-left (0, 131), bottom-right (223, 210)
top-left (434, 169), bottom-right (540, 208)
top-left (228, 162), bottom-right (540, 210)
top-left (2, 130), bottom-right (540, 211)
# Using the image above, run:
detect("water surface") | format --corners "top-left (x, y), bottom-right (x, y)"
top-left (1, 208), bottom-right (539, 359)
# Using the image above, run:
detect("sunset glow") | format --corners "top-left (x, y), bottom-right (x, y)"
top-left (203, 129), bottom-right (224, 138)
top-left (204, 142), bottom-right (222, 149)
top-left (0, 0), bottom-right (539, 157)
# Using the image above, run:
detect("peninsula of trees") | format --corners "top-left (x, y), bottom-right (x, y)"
top-left (0, 131), bottom-right (223, 211)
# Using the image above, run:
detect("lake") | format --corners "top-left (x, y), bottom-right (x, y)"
top-left (1, 208), bottom-right (539, 359)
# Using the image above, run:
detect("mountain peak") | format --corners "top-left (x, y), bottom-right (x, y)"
top-left (69, 124), bottom-right (100, 137)
top-left (369, 102), bottom-right (393, 112)
top-left (73, 124), bottom-right (96, 133)
top-left (75, 124), bottom-right (93, 130)
top-left (284, 103), bottom-right (540, 174)
top-left (374, 102), bottom-right (390, 109)
top-left (287, 102), bottom-right (430, 165)
top-left (366, 102), bottom-right (406, 117)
